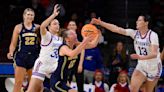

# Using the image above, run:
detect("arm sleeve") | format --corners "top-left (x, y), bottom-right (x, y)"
top-left (150, 32), bottom-right (159, 46)
top-left (125, 29), bottom-right (136, 39)
top-left (41, 31), bottom-right (52, 45)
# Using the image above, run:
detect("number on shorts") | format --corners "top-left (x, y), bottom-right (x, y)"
top-left (138, 46), bottom-right (147, 55)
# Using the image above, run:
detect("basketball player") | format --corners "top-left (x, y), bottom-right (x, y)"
top-left (91, 14), bottom-right (162, 92)
top-left (67, 20), bottom-right (85, 92)
top-left (26, 4), bottom-right (63, 92)
top-left (7, 8), bottom-right (40, 92)
top-left (50, 29), bottom-right (94, 92)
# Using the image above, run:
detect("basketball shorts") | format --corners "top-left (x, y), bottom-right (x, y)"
top-left (14, 51), bottom-right (38, 69)
top-left (32, 57), bottom-right (58, 81)
top-left (135, 61), bottom-right (162, 81)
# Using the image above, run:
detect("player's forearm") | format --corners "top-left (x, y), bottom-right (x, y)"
top-left (86, 34), bottom-right (99, 49)
top-left (79, 50), bottom-right (85, 66)
top-left (70, 41), bottom-right (87, 58)
top-left (9, 44), bottom-right (16, 54)
top-left (100, 21), bottom-right (126, 35)
top-left (40, 14), bottom-right (57, 29)
top-left (139, 53), bottom-right (157, 60)
top-left (100, 21), bottom-right (120, 33)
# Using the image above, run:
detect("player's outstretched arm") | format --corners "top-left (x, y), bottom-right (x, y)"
top-left (91, 18), bottom-right (127, 36)
top-left (60, 35), bottom-right (92, 59)
top-left (40, 4), bottom-right (60, 35)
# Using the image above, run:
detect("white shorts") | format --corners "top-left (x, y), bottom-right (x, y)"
top-left (135, 61), bottom-right (162, 81)
top-left (32, 57), bottom-right (58, 81)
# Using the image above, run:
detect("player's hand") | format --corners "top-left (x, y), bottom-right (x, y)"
top-left (130, 54), bottom-right (140, 59)
top-left (7, 52), bottom-right (13, 59)
top-left (90, 18), bottom-right (101, 25)
top-left (53, 4), bottom-right (60, 17)
top-left (83, 34), bottom-right (94, 43)
top-left (77, 65), bottom-right (83, 73)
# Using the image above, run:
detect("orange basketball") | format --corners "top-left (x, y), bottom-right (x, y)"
top-left (81, 24), bottom-right (98, 37)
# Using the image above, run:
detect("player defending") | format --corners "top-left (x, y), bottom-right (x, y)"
top-left (91, 14), bottom-right (162, 92)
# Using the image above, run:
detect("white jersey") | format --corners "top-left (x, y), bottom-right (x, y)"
top-left (125, 29), bottom-right (162, 80)
top-left (39, 31), bottom-right (63, 60)
top-left (32, 31), bottom-right (63, 81)
top-left (125, 29), bottom-right (161, 63)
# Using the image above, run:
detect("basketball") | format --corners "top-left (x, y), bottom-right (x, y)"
top-left (81, 24), bottom-right (98, 37)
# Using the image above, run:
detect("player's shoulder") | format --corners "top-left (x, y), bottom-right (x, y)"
top-left (149, 30), bottom-right (158, 37)
top-left (15, 23), bottom-right (23, 29)
top-left (14, 23), bottom-right (23, 33)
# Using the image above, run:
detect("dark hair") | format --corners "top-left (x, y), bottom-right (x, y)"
top-left (140, 14), bottom-right (151, 22)
top-left (139, 13), bottom-right (152, 28)
top-left (67, 20), bottom-right (77, 27)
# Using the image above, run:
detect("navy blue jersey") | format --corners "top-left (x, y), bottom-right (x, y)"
top-left (13, 23), bottom-right (39, 69)
top-left (50, 44), bottom-right (80, 91)
top-left (17, 23), bottom-right (39, 52)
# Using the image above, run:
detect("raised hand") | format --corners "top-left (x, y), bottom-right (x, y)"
top-left (83, 34), bottom-right (95, 43)
top-left (90, 18), bottom-right (101, 25)
top-left (53, 4), bottom-right (60, 17)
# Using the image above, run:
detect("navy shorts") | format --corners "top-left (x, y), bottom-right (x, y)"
top-left (50, 74), bottom-right (71, 92)
top-left (14, 51), bottom-right (38, 69)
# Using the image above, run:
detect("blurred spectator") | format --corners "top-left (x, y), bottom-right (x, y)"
top-left (66, 20), bottom-right (84, 92)
top-left (28, 0), bottom-right (46, 24)
top-left (101, 64), bottom-right (110, 84)
top-left (92, 69), bottom-right (109, 92)
top-left (71, 13), bottom-right (78, 21)
top-left (85, 11), bottom-right (97, 24)
top-left (108, 41), bottom-right (128, 86)
top-left (66, 20), bottom-right (83, 41)
top-left (83, 47), bottom-right (103, 83)
top-left (109, 71), bottom-right (130, 92)
top-left (64, 13), bottom-right (83, 41)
